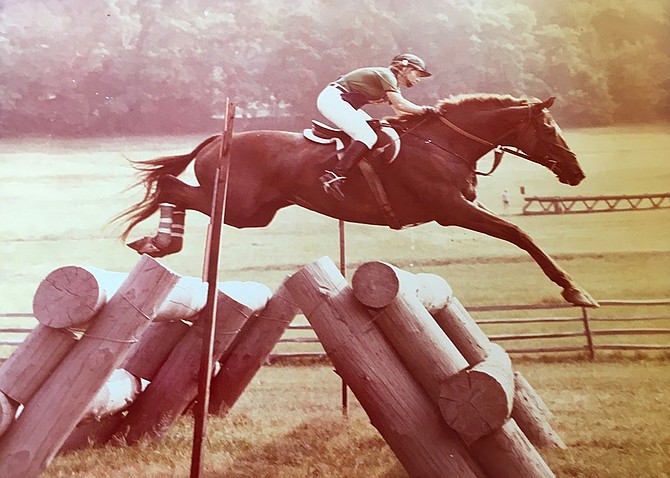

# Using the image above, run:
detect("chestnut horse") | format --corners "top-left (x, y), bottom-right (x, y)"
top-left (115, 94), bottom-right (598, 307)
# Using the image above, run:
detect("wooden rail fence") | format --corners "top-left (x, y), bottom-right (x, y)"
top-left (521, 193), bottom-right (670, 215)
top-left (267, 298), bottom-right (670, 362)
top-left (3, 300), bottom-right (669, 363)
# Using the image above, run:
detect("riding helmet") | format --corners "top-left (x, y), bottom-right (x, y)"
top-left (390, 53), bottom-right (432, 77)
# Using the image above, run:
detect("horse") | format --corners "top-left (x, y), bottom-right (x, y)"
top-left (115, 93), bottom-right (599, 308)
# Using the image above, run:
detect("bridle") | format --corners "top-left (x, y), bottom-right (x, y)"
top-left (402, 105), bottom-right (562, 176)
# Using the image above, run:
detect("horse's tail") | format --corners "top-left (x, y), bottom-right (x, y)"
top-left (114, 134), bottom-right (219, 241)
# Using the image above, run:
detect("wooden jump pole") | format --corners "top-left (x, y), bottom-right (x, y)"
top-left (190, 99), bottom-right (235, 478)
top-left (338, 219), bottom-right (348, 416)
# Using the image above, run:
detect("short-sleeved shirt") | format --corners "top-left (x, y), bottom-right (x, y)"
top-left (335, 67), bottom-right (400, 104)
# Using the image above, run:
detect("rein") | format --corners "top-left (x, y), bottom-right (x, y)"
top-left (437, 115), bottom-right (556, 174)
top-left (398, 107), bottom-right (558, 176)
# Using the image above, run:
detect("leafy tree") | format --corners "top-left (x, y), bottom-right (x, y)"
top-left (0, 0), bottom-right (667, 135)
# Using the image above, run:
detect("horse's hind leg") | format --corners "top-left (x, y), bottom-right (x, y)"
top-left (127, 202), bottom-right (181, 256)
top-left (127, 175), bottom-right (210, 257)
top-left (157, 174), bottom-right (212, 215)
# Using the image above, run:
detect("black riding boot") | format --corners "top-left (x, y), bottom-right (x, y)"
top-left (320, 140), bottom-right (370, 200)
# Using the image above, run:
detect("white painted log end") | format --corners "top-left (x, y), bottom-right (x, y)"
top-left (0, 392), bottom-right (19, 437)
top-left (415, 273), bottom-right (453, 312)
top-left (218, 281), bottom-right (272, 312)
top-left (156, 276), bottom-right (208, 320)
top-left (83, 369), bottom-right (142, 422)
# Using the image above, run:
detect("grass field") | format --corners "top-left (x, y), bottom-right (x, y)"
top-left (1, 124), bottom-right (669, 309)
top-left (1, 124), bottom-right (669, 477)
top-left (45, 358), bottom-right (670, 478)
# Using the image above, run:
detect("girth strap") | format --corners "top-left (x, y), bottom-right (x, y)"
top-left (358, 160), bottom-right (403, 230)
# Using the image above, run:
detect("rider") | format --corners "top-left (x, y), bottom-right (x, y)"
top-left (317, 53), bottom-right (437, 200)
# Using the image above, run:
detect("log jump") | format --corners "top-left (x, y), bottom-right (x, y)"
top-left (0, 256), bottom-right (294, 478)
top-left (0, 255), bottom-right (564, 478)
top-left (291, 258), bottom-right (564, 478)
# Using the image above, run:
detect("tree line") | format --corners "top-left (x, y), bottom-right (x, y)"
top-left (0, 0), bottom-right (668, 136)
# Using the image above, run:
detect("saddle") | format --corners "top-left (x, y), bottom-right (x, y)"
top-left (303, 119), bottom-right (401, 165)
top-left (303, 119), bottom-right (403, 230)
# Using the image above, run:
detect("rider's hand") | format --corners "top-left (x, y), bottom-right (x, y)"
top-left (423, 106), bottom-right (441, 115)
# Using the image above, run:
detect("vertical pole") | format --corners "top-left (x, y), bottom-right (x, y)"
top-left (338, 219), bottom-right (349, 417)
top-left (190, 100), bottom-right (236, 478)
top-left (581, 306), bottom-right (595, 360)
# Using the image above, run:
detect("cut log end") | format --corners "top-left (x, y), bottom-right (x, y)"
top-left (439, 344), bottom-right (515, 441)
top-left (415, 273), bottom-right (453, 312)
top-left (32, 266), bottom-right (104, 328)
top-left (352, 261), bottom-right (401, 309)
top-left (440, 369), bottom-right (513, 440)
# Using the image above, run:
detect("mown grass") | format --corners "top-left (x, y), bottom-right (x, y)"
top-left (36, 251), bottom-right (670, 477)
top-left (46, 357), bottom-right (670, 478)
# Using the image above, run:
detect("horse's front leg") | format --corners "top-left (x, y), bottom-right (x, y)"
top-left (440, 197), bottom-right (599, 307)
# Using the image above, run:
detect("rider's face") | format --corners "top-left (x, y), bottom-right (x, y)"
top-left (401, 68), bottom-right (422, 88)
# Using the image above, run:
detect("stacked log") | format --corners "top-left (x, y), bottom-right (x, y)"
top-left (440, 343), bottom-right (515, 441)
top-left (353, 261), bottom-right (565, 447)
top-left (60, 280), bottom-right (275, 451)
top-left (59, 320), bottom-right (190, 452)
top-left (0, 255), bottom-right (180, 478)
top-left (82, 369), bottom-right (143, 422)
top-left (286, 257), bottom-right (486, 478)
top-left (0, 254), bottom-right (566, 478)
top-left (111, 282), bottom-right (272, 444)
top-left (32, 266), bottom-right (208, 329)
top-left (0, 325), bottom-right (78, 436)
top-left (60, 413), bottom-right (126, 453)
top-left (209, 280), bottom-right (298, 415)
top-left (428, 278), bottom-right (566, 450)
top-left (351, 261), bottom-right (559, 478)
top-left (121, 321), bottom-right (192, 382)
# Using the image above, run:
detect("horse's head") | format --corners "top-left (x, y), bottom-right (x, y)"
top-left (514, 97), bottom-right (585, 186)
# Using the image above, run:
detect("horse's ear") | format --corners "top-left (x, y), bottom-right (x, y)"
top-left (543, 97), bottom-right (556, 109)
top-left (531, 96), bottom-right (556, 115)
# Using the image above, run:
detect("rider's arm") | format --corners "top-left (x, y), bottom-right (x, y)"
top-left (386, 91), bottom-right (428, 115)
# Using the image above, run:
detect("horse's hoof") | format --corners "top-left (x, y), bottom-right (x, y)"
top-left (162, 240), bottom-right (183, 255)
top-left (126, 237), bottom-right (167, 258)
top-left (562, 286), bottom-right (600, 308)
top-left (127, 236), bottom-right (151, 252)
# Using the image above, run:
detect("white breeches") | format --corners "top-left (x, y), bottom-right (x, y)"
top-left (316, 85), bottom-right (377, 148)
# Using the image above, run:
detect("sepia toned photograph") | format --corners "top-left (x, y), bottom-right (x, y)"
top-left (0, 1), bottom-right (668, 477)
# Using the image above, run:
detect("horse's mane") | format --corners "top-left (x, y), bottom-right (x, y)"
top-left (439, 93), bottom-right (535, 110)
top-left (386, 93), bottom-right (538, 126)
